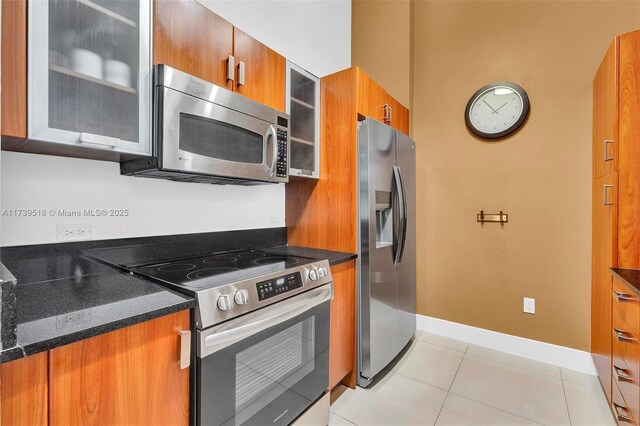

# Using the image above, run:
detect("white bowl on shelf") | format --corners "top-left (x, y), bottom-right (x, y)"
top-left (69, 48), bottom-right (103, 79)
top-left (104, 59), bottom-right (132, 88)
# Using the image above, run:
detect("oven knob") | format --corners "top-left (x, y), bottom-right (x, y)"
top-left (308, 269), bottom-right (318, 281)
top-left (318, 267), bottom-right (328, 278)
top-left (234, 289), bottom-right (250, 305)
top-left (217, 294), bottom-right (232, 311)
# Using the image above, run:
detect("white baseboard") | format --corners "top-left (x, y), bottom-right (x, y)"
top-left (417, 314), bottom-right (597, 376)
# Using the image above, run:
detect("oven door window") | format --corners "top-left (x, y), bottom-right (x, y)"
top-left (179, 113), bottom-right (263, 164)
top-left (197, 301), bottom-right (329, 426)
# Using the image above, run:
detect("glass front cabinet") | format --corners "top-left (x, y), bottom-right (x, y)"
top-left (29, 0), bottom-right (151, 156)
top-left (286, 61), bottom-right (320, 179)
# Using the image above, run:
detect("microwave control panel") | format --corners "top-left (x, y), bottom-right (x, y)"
top-left (256, 272), bottom-right (302, 301)
top-left (276, 128), bottom-right (288, 179)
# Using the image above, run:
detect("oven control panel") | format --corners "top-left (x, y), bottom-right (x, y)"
top-left (276, 128), bottom-right (288, 179)
top-left (256, 272), bottom-right (303, 301)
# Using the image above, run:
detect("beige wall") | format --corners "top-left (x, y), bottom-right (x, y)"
top-left (352, 0), bottom-right (412, 107)
top-left (353, 0), bottom-right (640, 350)
top-left (413, 1), bottom-right (638, 350)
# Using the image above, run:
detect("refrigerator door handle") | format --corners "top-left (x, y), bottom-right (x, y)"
top-left (393, 166), bottom-right (407, 266)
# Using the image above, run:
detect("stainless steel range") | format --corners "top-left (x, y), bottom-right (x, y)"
top-left (124, 249), bottom-right (333, 426)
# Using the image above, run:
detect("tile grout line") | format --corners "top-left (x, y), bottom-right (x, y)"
top-left (446, 390), bottom-right (546, 426)
top-left (559, 368), bottom-right (574, 426)
top-left (433, 347), bottom-right (467, 425)
top-left (331, 411), bottom-right (358, 426)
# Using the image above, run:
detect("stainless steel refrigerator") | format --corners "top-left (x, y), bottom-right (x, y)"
top-left (357, 117), bottom-right (416, 388)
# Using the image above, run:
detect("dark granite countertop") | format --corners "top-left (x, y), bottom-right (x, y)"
top-left (268, 245), bottom-right (357, 266)
top-left (0, 228), bottom-right (356, 363)
top-left (0, 245), bottom-right (195, 364)
top-left (611, 268), bottom-right (640, 295)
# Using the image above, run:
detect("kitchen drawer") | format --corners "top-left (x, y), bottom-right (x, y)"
top-left (614, 277), bottom-right (640, 338)
top-left (613, 360), bottom-right (640, 425)
top-left (614, 379), bottom-right (637, 425)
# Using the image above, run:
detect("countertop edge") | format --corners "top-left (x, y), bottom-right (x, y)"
top-left (0, 299), bottom-right (195, 364)
top-left (328, 254), bottom-right (358, 266)
top-left (610, 268), bottom-right (640, 296)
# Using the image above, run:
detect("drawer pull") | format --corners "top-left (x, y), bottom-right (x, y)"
top-left (614, 291), bottom-right (638, 302)
top-left (604, 139), bottom-right (614, 161)
top-left (613, 402), bottom-right (634, 423)
top-left (614, 365), bottom-right (636, 383)
top-left (614, 328), bottom-right (638, 342)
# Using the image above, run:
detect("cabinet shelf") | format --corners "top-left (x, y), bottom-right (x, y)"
top-left (75, 0), bottom-right (137, 27)
top-left (49, 64), bottom-right (137, 94)
top-left (291, 136), bottom-right (314, 146)
top-left (291, 97), bottom-right (314, 110)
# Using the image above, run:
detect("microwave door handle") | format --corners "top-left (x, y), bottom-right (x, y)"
top-left (200, 284), bottom-right (332, 357)
top-left (266, 125), bottom-right (278, 179)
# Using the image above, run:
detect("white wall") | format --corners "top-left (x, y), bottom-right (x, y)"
top-left (199, 0), bottom-right (351, 77)
top-left (0, 1), bottom-right (351, 247)
top-left (1, 152), bottom-right (285, 246)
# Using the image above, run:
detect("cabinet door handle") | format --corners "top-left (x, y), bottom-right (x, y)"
top-left (178, 330), bottom-right (191, 370)
top-left (603, 184), bottom-right (614, 206)
top-left (237, 61), bottom-right (246, 86)
top-left (614, 328), bottom-right (637, 342)
top-left (226, 55), bottom-right (235, 81)
top-left (388, 106), bottom-right (393, 123)
top-left (614, 290), bottom-right (638, 303)
top-left (614, 365), bottom-right (636, 383)
top-left (613, 402), bottom-right (634, 423)
top-left (604, 139), bottom-right (614, 161)
top-left (79, 132), bottom-right (121, 148)
top-left (383, 104), bottom-right (390, 123)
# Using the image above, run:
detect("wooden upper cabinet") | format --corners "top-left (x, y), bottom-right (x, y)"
top-left (232, 27), bottom-right (286, 111)
top-left (356, 68), bottom-right (387, 123)
top-left (49, 311), bottom-right (190, 426)
top-left (388, 97), bottom-right (410, 135)
top-left (154, 0), bottom-right (234, 90)
top-left (593, 39), bottom-right (619, 180)
top-left (617, 30), bottom-right (640, 269)
top-left (1, 0), bottom-right (28, 138)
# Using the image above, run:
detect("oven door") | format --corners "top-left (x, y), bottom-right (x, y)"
top-left (197, 284), bottom-right (331, 426)
top-left (159, 86), bottom-right (278, 182)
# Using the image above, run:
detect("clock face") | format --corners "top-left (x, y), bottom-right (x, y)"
top-left (465, 82), bottom-right (530, 139)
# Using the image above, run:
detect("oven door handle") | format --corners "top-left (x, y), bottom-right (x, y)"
top-left (199, 283), bottom-right (332, 358)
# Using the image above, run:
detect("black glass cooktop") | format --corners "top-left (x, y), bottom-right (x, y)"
top-left (130, 250), bottom-right (314, 291)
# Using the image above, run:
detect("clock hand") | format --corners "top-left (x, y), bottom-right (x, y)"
top-left (482, 99), bottom-right (498, 114)
top-left (493, 102), bottom-right (510, 114)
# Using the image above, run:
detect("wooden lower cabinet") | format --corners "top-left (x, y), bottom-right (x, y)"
top-left (0, 352), bottom-right (48, 426)
top-left (329, 260), bottom-right (357, 390)
top-left (0, 311), bottom-right (190, 426)
top-left (50, 310), bottom-right (190, 425)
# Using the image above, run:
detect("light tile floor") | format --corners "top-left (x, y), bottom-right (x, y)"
top-left (330, 331), bottom-right (614, 426)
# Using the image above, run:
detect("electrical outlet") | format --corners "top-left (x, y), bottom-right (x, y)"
top-left (56, 223), bottom-right (92, 242)
top-left (524, 297), bottom-right (536, 314)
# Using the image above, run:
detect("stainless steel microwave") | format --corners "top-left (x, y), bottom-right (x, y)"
top-left (121, 65), bottom-right (290, 184)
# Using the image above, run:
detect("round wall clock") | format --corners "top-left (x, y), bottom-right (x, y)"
top-left (464, 82), bottom-right (530, 139)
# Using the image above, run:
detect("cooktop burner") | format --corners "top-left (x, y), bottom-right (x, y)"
top-left (131, 250), bottom-right (314, 291)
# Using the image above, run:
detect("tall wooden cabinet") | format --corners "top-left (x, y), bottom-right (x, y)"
top-left (592, 30), bottom-right (640, 421)
top-left (287, 67), bottom-right (409, 390)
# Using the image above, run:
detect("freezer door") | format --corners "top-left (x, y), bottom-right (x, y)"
top-left (358, 118), bottom-right (402, 384)
top-left (395, 131), bottom-right (417, 347)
